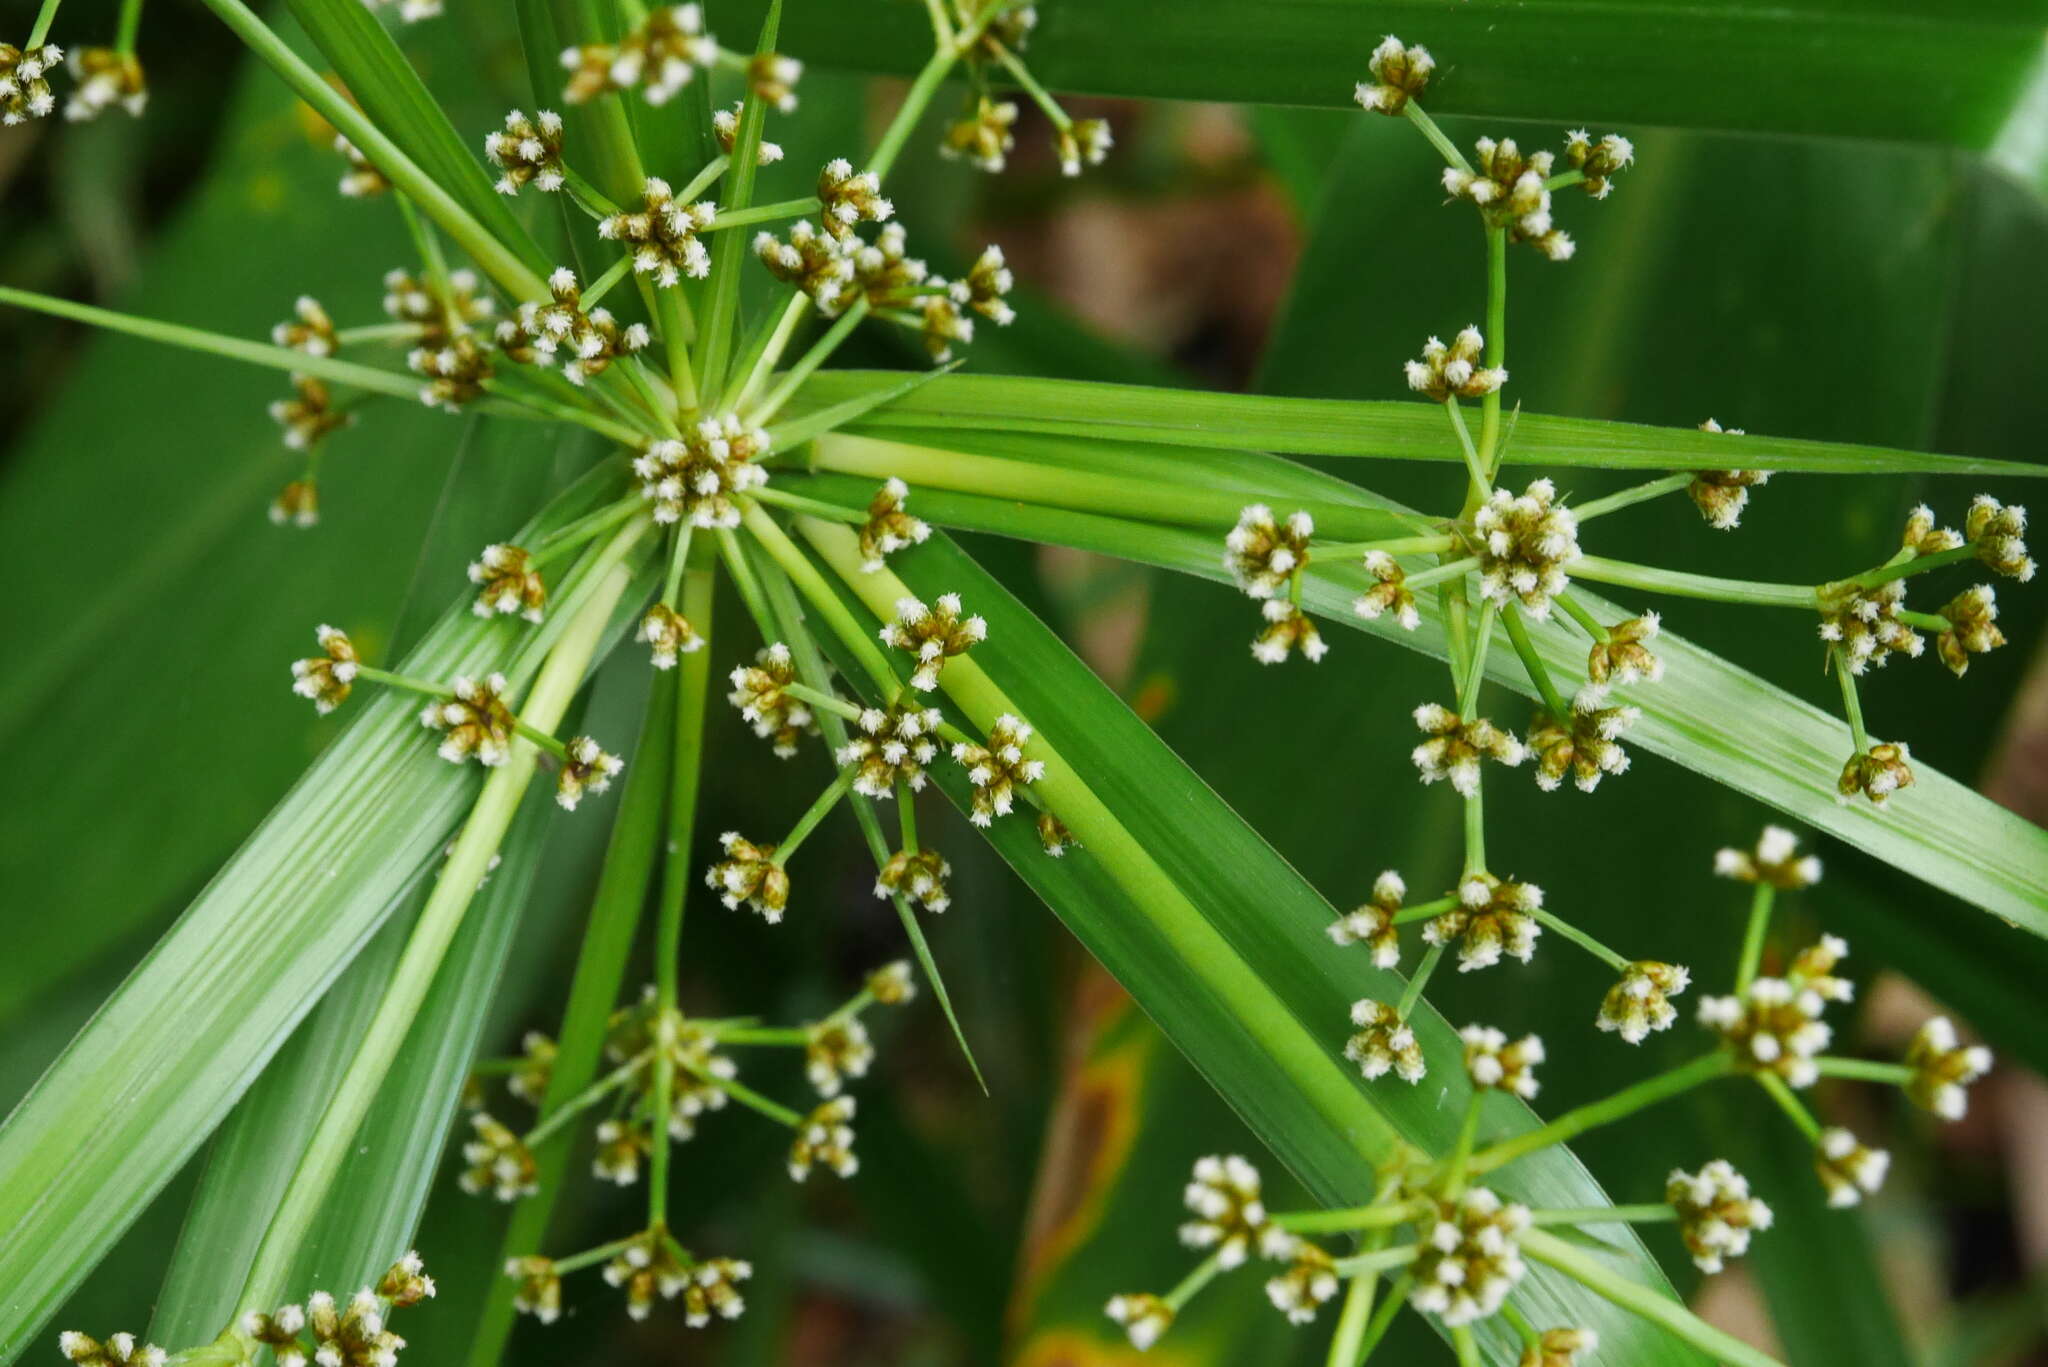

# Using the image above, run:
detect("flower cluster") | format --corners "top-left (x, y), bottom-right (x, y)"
top-left (838, 701), bottom-right (944, 796)
top-left (1354, 35), bottom-right (1433, 114)
top-left (270, 374), bottom-right (353, 451)
top-left (706, 831), bottom-right (787, 921)
top-left (1527, 684), bottom-right (1638, 792)
top-left (1819, 580), bottom-right (1920, 674)
top-left (1473, 477), bottom-right (1580, 618)
top-left (1426, 872), bottom-right (1544, 972)
top-left (496, 267), bottom-right (649, 384)
top-left (290, 625), bottom-right (359, 714)
top-left (880, 592), bottom-right (986, 690)
top-left (600, 177), bottom-right (718, 286)
top-left (1966, 494), bottom-right (2033, 581)
top-left (484, 108), bottom-right (565, 194)
top-left (1354, 551), bottom-right (1421, 630)
top-left (1411, 704), bottom-right (1526, 796)
top-left (1686, 461), bottom-right (1769, 530)
top-left (728, 642), bottom-right (812, 756)
top-left (335, 135), bottom-right (391, 198)
top-left (1460, 1024), bottom-right (1543, 1098)
top-left (1695, 937), bottom-right (1851, 1087)
top-left (1179, 1154), bottom-right (1291, 1268)
top-left (952, 713), bottom-right (1045, 826)
top-left (1410, 1188), bottom-right (1530, 1326)
top-left (1585, 612), bottom-right (1662, 685)
top-left (421, 674), bottom-right (516, 767)
top-left (1595, 960), bottom-right (1690, 1044)
top-left (467, 543), bottom-right (547, 622)
top-left (788, 1096), bottom-right (859, 1179)
top-left (561, 3), bottom-right (718, 105)
top-left (1404, 327), bottom-right (1505, 402)
top-left (639, 602), bottom-right (704, 668)
top-left (1327, 869), bottom-right (1405, 968)
top-left (1667, 1160), bottom-right (1772, 1273)
top-left (1935, 583), bottom-right (2004, 676)
top-left (876, 844), bottom-right (951, 912)
top-left (633, 416), bottom-right (769, 527)
top-left (64, 47), bottom-right (146, 122)
top-left (1345, 997), bottom-right (1426, 1083)
top-left (2, 42), bottom-right (61, 124)
top-left (383, 267), bottom-right (495, 347)
top-left (1713, 824), bottom-right (1821, 889)
top-left (1442, 138), bottom-right (1577, 261)
top-left (1903, 1016), bottom-right (1992, 1121)
top-left (858, 477), bottom-right (932, 571)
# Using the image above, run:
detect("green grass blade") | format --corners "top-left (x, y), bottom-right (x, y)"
top-left (278, 0), bottom-right (550, 280)
top-left (730, 0), bottom-right (2046, 151)
top-left (285, 795), bottom-right (555, 1297)
top-left (148, 902), bottom-right (414, 1346)
top-left (788, 371), bottom-right (2047, 478)
top-left (781, 448), bottom-right (2048, 936)
top-left (0, 470), bottom-right (652, 1360)
top-left (791, 517), bottom-right (1713, 1364)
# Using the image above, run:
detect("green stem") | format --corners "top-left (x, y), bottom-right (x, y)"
top-left (1572, 472), bottom-right (1693, 521)
top-left (353, 664), bottom-right (451, 698)
top-left (1833, 645), bottom-right (1871, 752)
top-left (1443, 400), bottom-right (1490, 503)
top-left (684, 1059), bottom-right (801, 1127)
top-left (1520, 1228), bottom-right (1787, 1367)
top-left (1403, 104), bottom-right (1470, 172)
top-left (868, 42), bottom-right (957, 182)
top-left (1325, 1268), bottom-right (1379, 1367)
top-left (1529, 906), bottom-right (1629, 972)
top-left (333, 322), bottom-right (424, 346)
top-left (195, 0), bottom-right (549, 300)
top-left (1501, 603), bottom-right (1572, 721)
top-left (532, 497), bottom-right (641, 566)
top-left (1477, 229), bottom-right (1507, 477)
top-left (237, 558), bottom-right (632, 1317)
top-left (1466, 1053), bottom-right (1734, 1176)
top-left (783, 680), bottom-right (864, 722)
top-left (479, 377), bottom-right (648, 445)
top-left (653, 289), bottom-right (699, 415)
top-left (1348, 1273), bottom-right (1412, 1364)
top-left (579, 252), bottom-right (636, 308)
top-left (1573, 556), bottom-right (1817, 609)
top-left (523, 1051), bottom-right (648, 1148)
top-left (0, 285), bottom-right (420, 400)
top-left (749, 297), bottom-right (872, 425)
top-left (988, 37), bottom-right (1070, 129)
top-left (468, 651), bottom-right (678, 1367)
top-left (676, 154), bottom-right (731, 206)
top-left (1330, 1246), bottom-right (1420, 1279)
top-left (659, 524), bottom-right (695, 608)
top-left (1555, 591), bottom-right (1610, 641)
top-left (1462, 780), bottom-right (1485, 876)
top-left (1502, 1304), bottom-right (1542, 1351)
top-left (1457, 601), bottom-right (1497, 720)
top-left (549, 1234), bottom-right (644, 1276)
top-left (1389, 894), bottom-right (1461, 926)
top-left (896, 775), bottom-right (920, 849)
top-left (25, 0), bottom-right (63, 49)
top-left (773, 766), bottom-right (859, 864)
top-left (714, 1026), bottom-right (810, 1046)
top-left (705, 197), bottom-right (823, 231)
top-left (558, 164), bottom-right (624, 221)
top-left (1543, 169), bottom-right (1587, 193)
top-left (1755, 1072), bottom-right (1824, 1141)
top-left (647, 567), bottom-right (714, 1224)
top-left (731, 292), bottom-right (811, 416)
top-left (1450, 1326), bottom-right (1479, 1367)
top-left (1395, 942), bottom-right (1445, 1020)
top-left (742, 501), bottom-right (902, 693)
top-left (1528, 1204), bottom-right (1678, 1226)
top-left (700, 535), bottom-right (768, 648)
top-left (512, 717), bottom-right (569, 759)
top-left (1733, 883), bottom-right (1775, 994)
top-left (1443, 1096), bottom-right (1483, 1196)
top-left (1274, 1200), bottom-right (1427, 1234)
top-left (1811, 1057), bottom-right (1915, 1085)
top-left (1404, 557), bottom-right (1478, 592)
top-left (1163, 1253), bottom-right (1226, 1311)
top-left (1322, 535), bottom-right (1456, 558)
top-left (1851, 543), bottom-right (1976, 590)
top-left (749, 484), bottom-right (870, 525)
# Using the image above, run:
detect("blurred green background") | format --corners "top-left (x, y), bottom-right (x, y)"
top-left (3, 3), bottom-right (2047, 1365)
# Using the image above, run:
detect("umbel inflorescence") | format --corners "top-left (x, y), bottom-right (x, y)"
top-left (1111, 828), bottom-right (1993, 1359)
top-left (1104, 30), bottom-right (2015, 1365)
top-left (9, 3), bottom-right (2027, 1366)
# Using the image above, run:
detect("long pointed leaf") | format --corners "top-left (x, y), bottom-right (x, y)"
top-left (790, 371), bottom-right (2048, 478)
